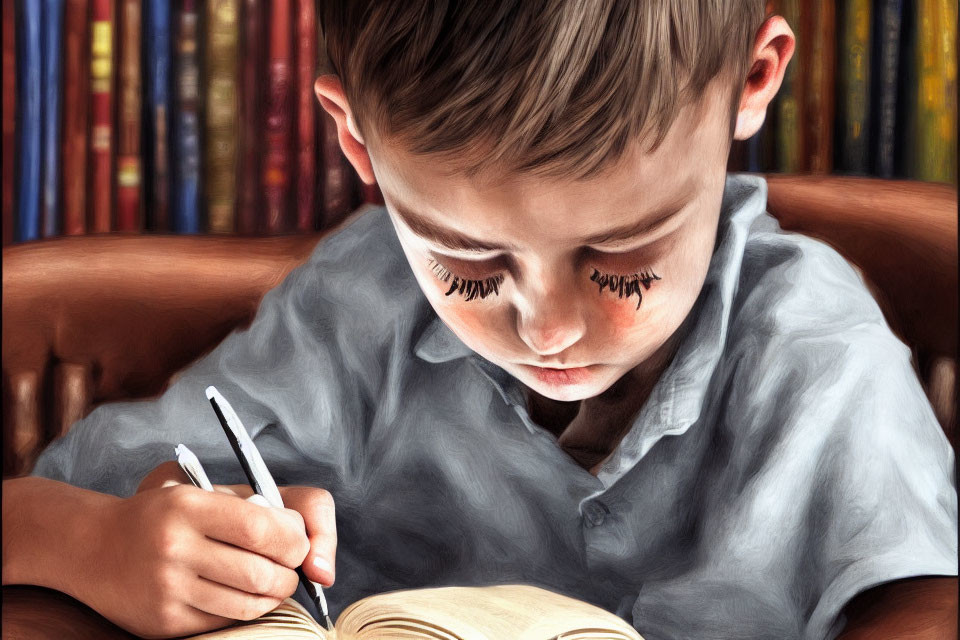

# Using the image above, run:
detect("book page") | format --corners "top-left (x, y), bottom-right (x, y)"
top-left (336, 584), bottom-right (643, 640)
top-left (187, 597), bottom-right (334, 639)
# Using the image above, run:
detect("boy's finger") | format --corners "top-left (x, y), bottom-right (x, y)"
top-left (246, 494), bottom-right (271, 508)
top-left (213, 483), bottom-right (256, 499)
top-left (281, 487), bottom-right (337, 586)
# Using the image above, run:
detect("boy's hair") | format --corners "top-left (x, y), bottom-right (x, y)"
top-left (321, 1), bottom-right (767, 179)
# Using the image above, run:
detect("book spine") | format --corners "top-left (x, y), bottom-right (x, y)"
top-left (362, 181), bottom-right (384, 206)
top-left (801, 1), bottom-right (835, 173)
top-left (263, 0), bottom-right (293, 234)
top-left (295, 0), bottom-right (316, 233)
top-left (61, 0), bottom-right (90, 236)
top-left (203, 0), bottom-right (239, 233)
top-left (15, 0), bottom-right (42, 242)
top-left (913, 0), bottom-right (958, 183)
top-left (115, 0), bottom-right (142, 232)
top-left (41, 0), bottom-right (65, 237)
top-left (320, 109), bottom-right (351, 229)
top-left (89, 0), bottom-right (115, 233)
top-left (871, 0), bottom-right (902, 178)
top-left (145, 0), bottom-right (170, 231)
top-left (775, 0), bottom-right (803, 173)
top-left (173, 0), bottom-right (201, 234)
top-left (3, 0), bottom-right (16, 244)
top-left (836, 0), bottom-right (872, 174)
top-left (237, 0), bottom-right (263, 235)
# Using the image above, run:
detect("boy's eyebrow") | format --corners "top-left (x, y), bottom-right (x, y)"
top-left (392, 200), bottom-right (684, 252)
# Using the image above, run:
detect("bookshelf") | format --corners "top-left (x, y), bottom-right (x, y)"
top-left (3, 1), bottom-right (957, 246)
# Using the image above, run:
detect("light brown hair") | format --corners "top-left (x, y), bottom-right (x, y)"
top-left (321, 0), bottom-right (767, 179)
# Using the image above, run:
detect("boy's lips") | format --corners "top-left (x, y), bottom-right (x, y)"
top-left (519, 364), bottom-right (596, 386)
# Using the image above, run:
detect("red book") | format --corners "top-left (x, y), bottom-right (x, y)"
top-left (262, 0), bottom-right (293, 234)
top-left (2, 0), bottom-right (15, 244)
top-left (62, 0), bottom-right (90, 236)
top-left (294, 0), bottom-right (316, 233)
top-left (237, 0), bottom-right (264, 235)
top-left (800, 2), bottom-right (835, 173)
top-left (320, 110), bottom-right (351, 229)
top-left (115, 0), bottom-right (142, 231)
top-left (89, 0), bottom-right (116, 233)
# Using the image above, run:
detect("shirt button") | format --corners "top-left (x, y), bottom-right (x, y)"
top-left (583, 501), bottom-right (608, 527)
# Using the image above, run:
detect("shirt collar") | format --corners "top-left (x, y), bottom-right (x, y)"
top-left (414, 314), bottom-right (475, 363)
top-left (593, 174), bottom-right (767, 485)
top-left (412, 175), bottom-right (769, 483)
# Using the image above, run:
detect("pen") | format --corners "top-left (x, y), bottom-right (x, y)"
top-left (204, 385), bottom-right (334, 632)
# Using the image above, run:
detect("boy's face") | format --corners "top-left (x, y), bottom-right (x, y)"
top-left (369, 83), bottom-right (734, 402)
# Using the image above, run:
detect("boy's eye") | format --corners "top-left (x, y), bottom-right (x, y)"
top-left (426, 258), bottom-right (661, 309)
top-left (589, 268), bottom-right (660, 310)
top-left (428, 259), bottom-right (504, 302)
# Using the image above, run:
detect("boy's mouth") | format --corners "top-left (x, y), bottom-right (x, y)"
top-left (520, 364), bottom-right (595, 386)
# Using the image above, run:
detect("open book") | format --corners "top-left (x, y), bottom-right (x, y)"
top-left (188, 584), bottom-right (644, 639)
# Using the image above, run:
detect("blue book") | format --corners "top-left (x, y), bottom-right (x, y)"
top-left (870, 0), bottom-right (903, 178)
top-left (144, 0), bottom-right (171, 231)
top-left (172, 0), bottom-right (200, 234)
top-left (15, 0), bottom-right (42, 242)
top-left (41, 0), bottom-right (65, 237)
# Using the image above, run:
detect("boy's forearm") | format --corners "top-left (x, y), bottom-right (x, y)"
top-left (1, 477), bottom-right (121, 596)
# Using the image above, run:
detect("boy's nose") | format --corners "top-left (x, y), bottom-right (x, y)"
top-left (515, 305), bottom-right (586, 357)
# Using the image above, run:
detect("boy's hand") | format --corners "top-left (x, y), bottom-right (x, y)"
top-left (76, 461), bottom-right (336, 639)
top-left (137, 462), bottom-right (338, 586)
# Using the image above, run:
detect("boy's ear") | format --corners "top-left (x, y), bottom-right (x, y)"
top-left (314, 74), bottom-right (377, 185)
top-left (733, 15), bottom-right (795, 140)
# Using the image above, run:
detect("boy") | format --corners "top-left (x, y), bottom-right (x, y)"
top-left (3, 1), bottom-right (956, 638)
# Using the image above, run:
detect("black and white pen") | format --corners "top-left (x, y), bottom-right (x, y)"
top-left (203, 385), bottom-right (334, 632)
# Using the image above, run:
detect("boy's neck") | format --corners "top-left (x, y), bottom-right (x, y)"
top-left (524, 334), bottom-right (681, 475)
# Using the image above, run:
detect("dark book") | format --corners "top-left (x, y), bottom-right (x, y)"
top-left (172, 0), bottom-right (201, 234)
top-left (61, 0), bottom-right (90, 236)
top-left (835, 0), bottom-right (872, 174)
top-left (870, 0), bottom-right (903, 178)
top-left (295, 0), bottom-right (316, 233)
top-left (88, 0), bottom-right (115, 233)
top-left (144, 0), bottom-right (171, 231)
top-left (41, 0), bottom-right (65, 237)
top-left (15, 0), bottom-right (42, 242)
top-left (203, 0), bottom-right (240, 234)
top-left (262, 0), bottom-right (294, 234)
top-left (800, 1), bottom-right (835, 174)
top-left (3, 0), bottom-right (16, 244)
top-left (237, 0), bottom-right (264, 235)
top-left (774, 0), bottom-right (803, 173)
top-left (115, 0), bottom-right (142, 232)
top-left (362, 181), bottom-right (385, 206)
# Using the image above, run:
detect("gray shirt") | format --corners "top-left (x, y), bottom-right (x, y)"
top-left (32, 175), bottom-right (958, 639)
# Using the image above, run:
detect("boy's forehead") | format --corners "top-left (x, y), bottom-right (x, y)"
top-left (368, 84), bottom-right (728, 243)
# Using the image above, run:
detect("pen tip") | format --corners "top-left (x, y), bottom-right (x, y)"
top-left (325, 614), bottom-right (334, 631)
top-left (205, 385), bottom-right (217, 400)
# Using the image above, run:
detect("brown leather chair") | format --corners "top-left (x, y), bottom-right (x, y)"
top-left (2, 179), bottom-right (957, 477)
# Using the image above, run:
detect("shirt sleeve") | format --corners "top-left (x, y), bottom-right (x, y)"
top-left (30, 234), bottom-right (374, 499)
top-left (792, 330), bottom-right (959, 639)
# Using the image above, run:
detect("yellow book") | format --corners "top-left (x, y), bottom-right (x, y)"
top-left (188, 584), bottom-right (644, 640)
top-left (915, 0), bottom-right (958, 184)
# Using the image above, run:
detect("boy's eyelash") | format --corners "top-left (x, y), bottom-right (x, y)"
top-left (426, 260), bottom-right (661, 308)
top-left (428, 259), bottom-right (505, 302)
top-left (590, 268), bottom-right (661, 310)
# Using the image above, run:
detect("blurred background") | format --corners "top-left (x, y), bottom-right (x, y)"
top-left (2, 0), bottom-right (957, 246)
